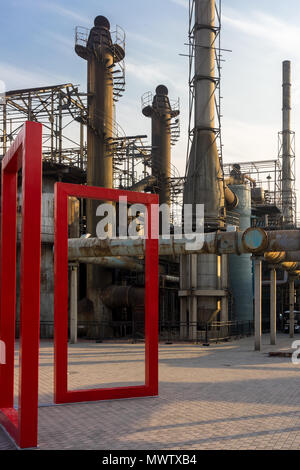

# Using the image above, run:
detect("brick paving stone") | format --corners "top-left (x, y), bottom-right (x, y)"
top-left (1, 334), bottom-right (300, 450)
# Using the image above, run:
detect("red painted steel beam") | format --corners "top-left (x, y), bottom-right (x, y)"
top-left (54, 183), bottom-right (159, 404)
top-left (0, 121), bottom-right (42, 448)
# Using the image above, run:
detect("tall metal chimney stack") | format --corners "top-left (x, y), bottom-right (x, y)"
top-left (282, 60), bottom-right (294, 226)
top-left (76, 16), bottom-right (125, 234)
top-left (142, 85), bottom-right (180, 207)
top-left (184, 0), bottom-right (225, 231)
top-left (75, 16), bottom-right (125, 323)
top-left (180, 0), bottom-right (232, 333)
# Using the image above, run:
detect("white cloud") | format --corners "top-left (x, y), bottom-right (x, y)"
top-left (44, 31), bottom-right (75, 56)
top-left (0, 62), bottom-right (66, 91)
top-left (38, 1), bottom-right (91, 26)
top-left (169, 0), bottom-right (188, 8)
top-left (126, 61), bottom-right (171, 87)
top-left (223, 10), bottom-right (300, 58)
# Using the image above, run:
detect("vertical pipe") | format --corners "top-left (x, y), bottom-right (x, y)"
top-left (270, 268), bottom-right (277, 345)
top-left (221, 255), bottom-right (228, 322)
top-left (254, 258), bottom-right (262, 351)
top-left (289, 279), bottom-right (295, 338)
top-left (180, 256), bottom-right (188, 339)
top-left (80, 119), bottom-right (84, 170)
top-left (282, 60), bottom-right (293, 226)
top-left (189, 254), bottom-right (198, 341)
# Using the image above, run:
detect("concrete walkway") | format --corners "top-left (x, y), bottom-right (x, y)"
top-left (1, 334), bottom-right (300, 450)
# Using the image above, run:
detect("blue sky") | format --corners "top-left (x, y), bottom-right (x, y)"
top-left (1, 0), bottom-right (300, 199)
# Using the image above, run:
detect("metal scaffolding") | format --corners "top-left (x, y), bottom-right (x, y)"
top-left (0, 82), bottom-right (183, 224)
top-left (0, 83), bottom-right (87, 169)
top-left (223, 159), bottom-right (282, 207)
top-left (223, 159), bottom-right (285, 229)
top-left (113, 134), bottom-right (185, 226)
top-left (278, 130), bottom-right (297, 227)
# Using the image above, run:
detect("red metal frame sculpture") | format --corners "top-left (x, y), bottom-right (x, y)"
top-left (54, 183), bottom-right (159, 404)
top-left (0, 121), bottom-right (43, 448)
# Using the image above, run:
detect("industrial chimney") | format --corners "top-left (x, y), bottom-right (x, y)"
top-left (180, 0), bottom-right (233, 334)
top-left (184, 0), bottom-right (226, 231)
top-left (142, 85), bottom-right (180, 207)
top-left (75, 16), bottom-right (125, 235)
top-left (75, 16), bottom-right (125, 324)
top-left (282, 60), bottom-right (294, 227)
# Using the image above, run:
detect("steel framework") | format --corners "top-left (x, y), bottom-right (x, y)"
top-left (223, 159), bottom-right (283, 208)
top-left (0, 122), bottom-right (42, 448)
top-left (0, 83), bottom-right (184, 225)
top-left (278, 130), bottom-right (297, 227)
top-left (0, 83), bottom-right (87, 169)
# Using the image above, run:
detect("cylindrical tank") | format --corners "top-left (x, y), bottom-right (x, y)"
top-left (229, 184), bottom-right (253, 323)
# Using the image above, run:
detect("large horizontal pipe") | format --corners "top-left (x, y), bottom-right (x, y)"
top-left (73, 256), bottom-right (166, 274)
top-left (264, 253), bottom-right (300, 277)
top-left (265, 252), bottom-right (300, 263)
top-left (75, 257), bottom-right (144, 272)
top-left (281, 262), bottom-right (300, 273)
top-left (129, 175), bottom-right (157, 193)
top-left (68, 228), bottom-right (300, 259)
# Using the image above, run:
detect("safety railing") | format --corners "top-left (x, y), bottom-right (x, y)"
top-left (15, 320), bottom-right (257, 343)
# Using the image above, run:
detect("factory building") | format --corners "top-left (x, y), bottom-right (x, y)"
top-left (0, 0), bottom-right (298, 345)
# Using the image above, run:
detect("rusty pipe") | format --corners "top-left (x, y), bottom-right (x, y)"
top-left (265, 252), bottom-right (300, 263)
top-left (77, 256), bottom-right (144, 272)
top-left (68, 228), bottom-right (300, 260)
top-left (262, 271), bottom-right (288, 286)
top-left (76, 256), bottom-right (166, 274)
top-left (224, 184), bottom-right (239, 210)
top-left (264, 252), bottom-right (287, 264)
top-left (100, 286), bottom-right (145, 310)
top-left (281, 262), bottom-right (300, 273)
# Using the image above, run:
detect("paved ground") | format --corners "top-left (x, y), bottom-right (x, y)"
top-left (1, 334), bottom-right (300, 450)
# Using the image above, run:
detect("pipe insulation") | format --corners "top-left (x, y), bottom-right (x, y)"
top-left (68, 228), bottom-right (300, 259)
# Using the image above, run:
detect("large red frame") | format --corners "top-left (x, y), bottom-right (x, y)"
top-left (0, 121), bottom-right (43, 448)
top-left (54, 183), bottom-right (159, 404)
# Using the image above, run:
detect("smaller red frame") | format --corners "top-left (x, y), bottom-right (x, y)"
top-left (54, 183), bottom-right (159, 404)
top-left (0, 121), bottom-right (43, 448)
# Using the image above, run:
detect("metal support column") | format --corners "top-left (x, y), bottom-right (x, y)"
top-left (289, 279), bottom-right (295, 338)
top-left (220, 255), bottom-right (228, 322)
top-left (270, 268), bottom-right (277, 345)
top-left (254, 258), bottom-right (262, 351)
top-left (180, 256), bottom-right (188, 339)
top-left (189, 254), bottom-right (198, 341)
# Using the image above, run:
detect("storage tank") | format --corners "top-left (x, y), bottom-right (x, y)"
top-left (228, 184), bottom-right (253, 323)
